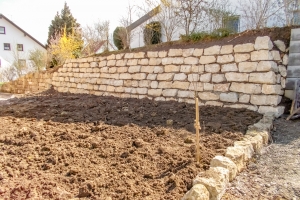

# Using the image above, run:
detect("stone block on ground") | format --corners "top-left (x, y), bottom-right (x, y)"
top-left (182, 184), bottom-right (209, 200)
top-left (225, 146), bottom-right (245, 172)
top-left (210, 156), bottom-right (238, 182)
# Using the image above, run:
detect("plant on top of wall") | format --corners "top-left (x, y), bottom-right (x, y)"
top-left (143, 21), bottom-right (162, 46)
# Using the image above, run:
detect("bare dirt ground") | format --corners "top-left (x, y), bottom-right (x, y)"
top-left (223, 115), bottom-right (300, 200)
top-left (0, 90), bottom-right (262, 200)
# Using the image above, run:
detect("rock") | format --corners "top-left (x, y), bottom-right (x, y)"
top-left (182, 184), bottom-right (210, 200)
top-left (133, 139), bottom-right (144, 148)
top-left (200, 56), bottom-right (216, 64)
top-left (234, 43), bottom-right (254, 53)
top-left (210, 156), bottom-right (238, 181)
top-left (254, 36), bottom-right (273, 50)
top-left (249, 71), bottom-right (277, 84)
top-left (220, 92), bottom-right (238, 103)
top-left (220, 45), bottom-right (233, 54)
top-left (221, 63), bottom-right (238, 72)
top-left (274, 40), bottom-right (286, 52)
top-left (251, 50), bottom-right (273, 61)
top-left (230, 82), bottom-right (261, 94)
top-left (225, 146), bottom-right (245, 172)
top-left (250, 95), bottom-right (282, 106)
top-left (204, 45), bottom-right (221, 55)
top-left (169, 49), bottom-right (183, 57)
top-left (166, 119), bottom-right (174, 126)
top-left (234, 141), bottom-right (254, 161)
top-left (238, 62), bottom-right (258, 72)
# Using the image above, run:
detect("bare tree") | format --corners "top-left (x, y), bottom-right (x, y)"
top-left (0, 66), bottom-right (17, 82)
top-left (278, 0), bottom-right (299, 26)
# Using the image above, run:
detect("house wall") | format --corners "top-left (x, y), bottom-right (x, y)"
top-left (0, 17), bottom-right (46, 70)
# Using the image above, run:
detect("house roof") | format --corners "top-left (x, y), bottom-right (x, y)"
top-left (0, 13), bottom-right (46, 49)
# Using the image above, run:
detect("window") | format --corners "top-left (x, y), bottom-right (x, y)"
top-left (17, 44), bottom-right (23, 51)
top-left (0, 26), bottom-right (5, 34)
top-left (4, 43), bottom-right (10, 50)
top-left (18, 59), bottom-right (26, 68)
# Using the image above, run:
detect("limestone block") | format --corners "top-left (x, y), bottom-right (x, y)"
top-left (136, 88), bottom-right (148, 94)
top-left (199, 92), bottom-right (219, 100)
top-left (134, 52), bottom-right (145, 59)
top-left (128, 66), bottom-right (141, 73)
top-left (234, 141), bottom-right (254, 161)
top-left (178, 91), bottom-right (194, 98)
top-left (220, 92), bottom-right (238, 103)
top-left (193, 48), bottom-right (204, 56)
top-left (120, 73), bottom-right (132, 80)
top-left (115, 87), bottom-right (125, 93)
top-left (184, 57), bottom-right (199, 65)
top-left (141, 66), bottom-right (155, 73)
top-left (158, 51), bottom-right (168, 58)
top-left (282, 54), bottom-right (288, 65)
top-left (250, 95), bottom-right (282, 106)
top-left (242, 135), bottom-right (263, 153)
top-left (158, 81), bottom-right (172, 88)
top-left (107, 85), bottom-right (115, 92)
top-left (79, 68), bottom-right (87, 73)
top-left (147, 74), bottom-right (157, 80)
top-left (214, 84), bottom-right (230, 92)
top-left (154, 66), bottom-right (164, 73)
top-left (210, 156), bottom-right (238, 181)
top-left (118, 67), bottom-right (128, 73)
top-left (180, 65), bottom-right (192, 73)
top-left (262, 84), bottom-right (283, 95)
top-left (90, 62), bottom-right (98, 67)
top-left (225, 73), bottom-right (249, 82)
top-left (225, 146), bottom-right (245, 172)
top-left (200, 73), bottom-right (212, 82)
top-left (221, 63), bottom-right (238, 72)
top-left (150, 81), bottom-right (158, 89)
top-left (234, 43), bottom-right (254, 53)
top-left (191, 65), bottom-right (205, 73)
top-left (127, 59), bottom-right (138, 66)
top-left (188, 74), bottom-right (200, 82)
top-left (258, 106), bottom-right (285, 118)
top-left (246, 130), bottom-right (269, 145)
top-left (217, 55), bottom-right (234, 64)
top-left (174, 73), bottom-right (187, 81)
top-left (257, 61), bottom-right (278, 72)
top-left (147, 51), bottom-right (158, 58)
top-left (254, 36), bottom-right (273, 50)
top-left (149, 58), bottom-right (162, 65)
top-left (205, 101), bottom-right (223, 107)
top-left (251, 50), bottom-right (273, 61)
top-left (238, 62), bottom-right (258, 72)
top-left (109, 67), bottom-right (117, 73)
top-left (281, 77), bottom-right (286, 88)
top-left (204, 45), bottom-right (221, 55)
top-left (212, 74), bottom-right (226, 83)
top-left (278, 65), bottom-right (287, 77)
top-left (157, 73), bottom-right (174, 81)
top-left (138, 59), bottom-right (149, 65)
top-left (162, 89), bottom-right (178, 97)
top-left (107, 60), bottom-right (116, 66)
top-left (182, 184), bottom-right (209, 200)
top-left (172, 57), bottom-right (184, 64)
top-left (239, 94), bottom-right (250, 103)
top-left (249, 71), bottom-right (276, 84)
top-left (168, 49), bottom-right (183, 57)
top-left (162, 57), bottom-right (173, 65)
top-left (200, 56), bottom-right (216, 64)
top-left (189, 82), bottom-right (204, 92)
top-left (155, 97), bottom-right (166, 101)
top-left (139, 80), bottom-right (150, 87)
top-left (124, 80), bottom-right (138, 87)
top-left (220, 45), bottom-right (233, 54)
top-left (116, 60), bottom-right (127, 67)
top-left (172, 81), bottom-right (190, 90)
top-left (205, 64), bottom-right (220, 73)
top-left (193, 167), bottom-right (229, 200)
top-left (271, 50), bottom-right (281, 61)
top-left (132, 73), bottom-right (147, 80)
top-left (116, 53), bottom-right (124, 60)
top-left (107, 54), bottom-right (116, 60)
top-left (204, 83), bottom-right (214, 91)
top-left (165, 65), bottom-right (180, 72)
top-left (274, 40), bottom-right (286, 52)
top-left (148, 89), bottom-right (162, 96)
top-left (183, 48), bottom-right (195, 57)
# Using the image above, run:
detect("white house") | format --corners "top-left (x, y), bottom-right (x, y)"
top-left (0, 13), bottom-right (46, 80)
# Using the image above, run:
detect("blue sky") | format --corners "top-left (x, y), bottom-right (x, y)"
top-left (0, 0), bottom-right (141, 45)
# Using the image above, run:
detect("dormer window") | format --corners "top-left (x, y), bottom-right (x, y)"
top-left (0, 26), bottom-right (5, 34)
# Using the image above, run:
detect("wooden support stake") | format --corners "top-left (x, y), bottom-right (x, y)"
top-left (194, 97), bottom-right (201, 163)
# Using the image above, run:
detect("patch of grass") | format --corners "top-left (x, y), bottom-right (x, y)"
top-left (180, 28), bottom-right (234, 42)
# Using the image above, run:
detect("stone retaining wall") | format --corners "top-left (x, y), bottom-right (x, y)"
top-left (51, 36), bottom-right (287, 116)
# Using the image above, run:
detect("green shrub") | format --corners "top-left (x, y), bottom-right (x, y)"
top-left (143, 21), bottom-right (162, 45)
top-left (113, 27), bottom-right (126, 50)
top-left (180, 28), bottom-right (233, 42)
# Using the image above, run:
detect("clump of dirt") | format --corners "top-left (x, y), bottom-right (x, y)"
top-left (0, 90), bottom-right (262, 199)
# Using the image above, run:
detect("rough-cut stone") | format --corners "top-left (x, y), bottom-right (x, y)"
top-left (191, 65), bottom-right (205, 73)
top-left (225, 73), bottom-right (249, 82)
top-left (172, 81), bottom-right (190, 89)
top-left (132, 73), bottom-right (147, 80)
top-left (200, 56), bottom-right (216, 64)
top-left (158, 81), bottom-right (172, 88)
top-left (257, 61), bottom-right (278, 72)
top-left (116, 53), bottom-right (124, 60)
top-left (205, 64), bottom-right (220, 73)
top-left (182, 48), bottom-right (195, 57)
top-left (128, 66), bottom-right (141, 73)
top-left (217, 55), bottom-right (234, 64)
top-left (139, 80), bottom-right (150, 87)
top-left (189, 82), bottom-right (204, 92)
top-left (182, 184), bottom-right (210, 200)
top-left (271, 50), bottom-right (281, 61)
top-left (180, 65), bottom-right (192, 73)
top-left (138, 59), bottom-right (149, 65)
top-left (214, 83), bottom-right (230, 92)
top-left (262, 84), bottom-right (283, 95)
top-left (234, 43), bottom-right (254, 53)
top-left (157, 73), bottom-right (174, 81)
top-left (184, 57), bottom-right (199, 64)
top-left (204, 45), bottom-right (221, 55)
top-left (221, 63), bottom-right (238, 72)
top-left (147, 51), bottom-right (158, 58)
top-left (162, 57), bottom-right (173, 65)
top-left (154, 66), bottom-right (164, 73)
top-left (147, 74), bottom-right (157, 80)
top-left (220, 92), bottom-right (238, 103)
top-left (239, 94), bottom-right (250, 103)
top-left (107, 54), bottom-right (116, 60)
top-left (158, 51), bottom-right (168, 58)
top-left (274, 40), bottom-right (286, 52)
top-left (116, 60), bottom-right (127, 67)
top-left (200, 73), bottom-right (212, 82)
top-left (172, 57), bottom-right (184, 64)
top-left (210, 156), bottom-right (238, 182)
top-left (141, 66), bottom-right (155, 73)
top-left (165, 65), bottom-right (180, 72)
top-left (188, 74), bottom-right (200, 82)
top-left (212, 74), bottom-right (226, 83)
top-left (193, 167), bottom-right (229, 200)
top-left (225, 146), bottom-right (245, 172)
top-left (282, 54), bottom-right (289, 65)
top-left (178, 91), bottom-right (194, 98)
top-left (174, 73), bottom-right (187, 81)
top-left (254, 36), bottom-right (273, 50)
top-left (205, 101), bottom-right (223, 107)
top-left (220, 45), bottom-right (233, 54)
top-left (234, 141), bottom-right (254, 162)
top-left (249, 71), bottom-right (276, 84)
top-left (204, 83), bottom-right (214, 91)
top-left (199, 92), bottom-right (219, 100)
top-left (136, 88), bottom-right (148, 94)
top-left (162, 89), bottom-right (178, 97)
top-left (224, 104), bottom-right (258, 112)
top-left (134, 52), bottom-right (145, 58)
top-left (150, 81), bottom-right (158, 89)
top-left (278, 65), bottom-right (287, 77)
top-left (235, 53), bottom-right (251, 62)
top-left (168, 49), bottom-right (182, 57)
top-left (258, 106), bottom-right (285, 118)
top-left (193, 48), bottom-right (204, 56)
top-left (250, 95), bottom-right (282, 106)
top-left (251, 50), bottom-right (273, 61)
top-left (127, 59), bottom-right (138, 66)
top-left (149, 58), bottom-right (162, 65)
top-left (238, 62), bottom-right (258, 72)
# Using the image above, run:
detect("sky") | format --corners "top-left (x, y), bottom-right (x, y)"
top-left (0, 0), bottom-right (143, 45)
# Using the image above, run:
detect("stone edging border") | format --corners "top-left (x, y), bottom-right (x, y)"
top-left (182, 112), bottom-right (275, 200)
